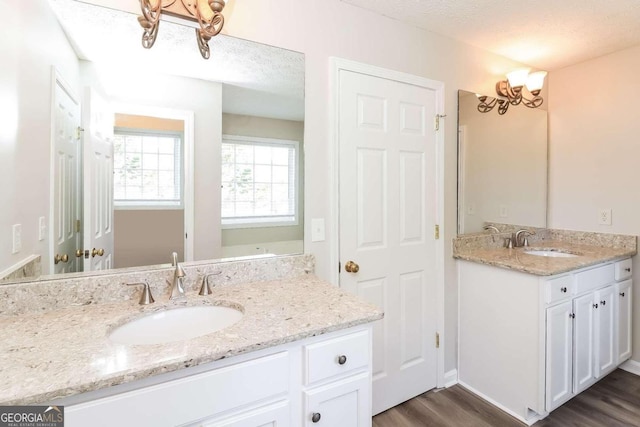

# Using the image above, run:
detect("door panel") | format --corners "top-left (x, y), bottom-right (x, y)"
top-left (545, 301), bottom-right (573, 411)
top-left (53, 79), bottom-right (82, 274)
top-left (617, 280), bottom-right (633, 363)
top-left (594, 285), bottom-right (616, 377)
top-left (573, 292), bottom-right (596, 394)
top-left (339, 69), bottom-right (438, 414)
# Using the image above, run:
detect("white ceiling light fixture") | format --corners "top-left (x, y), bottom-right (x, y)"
top-left (477, 69), bottom-right (547, 115)
top-left (138, 0), bottom-right (227, 59)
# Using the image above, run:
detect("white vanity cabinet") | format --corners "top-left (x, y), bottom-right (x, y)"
top-left (459, 258), bottom-right (633, 425)
top-left (60, 326), bottom-right (372, 427)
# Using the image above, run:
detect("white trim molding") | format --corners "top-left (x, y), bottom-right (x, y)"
top-left (443, 369), bottom-right (458, 388)
top-left (329, 57), bottom-right (447, 389)
top-left (620, 359), bottom-right (640, 376)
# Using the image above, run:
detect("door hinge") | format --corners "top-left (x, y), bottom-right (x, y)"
top-left (76, 126), bottom-right (84, 139)
top-left (434, 114), bottom-right (446, 131)
top-left (75, 219), bottom-right (81, 233)
top-left (338, 261), bottom-right (341, 273)
top-left (434, 224), bottom-right (440, 240)
top-left (436, 332), bottom-right (440, 348)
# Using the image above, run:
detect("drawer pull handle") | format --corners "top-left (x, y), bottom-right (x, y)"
top-left (312, 413), bottom-right (321, 423)
top-left (338, 355), bottom-right (347, 365)
top-left (620, 292), bottom-right (626, 297)
top-left (625, 267), bottom-right (631, 272)
top-left (560, 287), bottom-right (567, 293)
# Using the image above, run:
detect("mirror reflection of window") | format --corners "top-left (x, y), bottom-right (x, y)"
top-left (221, 135), bottom-right (299, 228)
top-left (113, 129), bottom-right (184, 209)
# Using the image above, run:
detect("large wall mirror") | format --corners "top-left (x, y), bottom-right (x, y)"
top-left (457, 90), bottom-right (547, 234)
top-left (0, 0), bottom-right (304, 283)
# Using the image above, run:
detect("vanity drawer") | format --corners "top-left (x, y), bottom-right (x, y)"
top-left (545, 275), bottom-right (574, 304)
top-left (304, 330), bottom-right (369, 385)
top-left (575, 263), bottom-right (615, 294)
top-left (615, 259), bottom-right (632, 281)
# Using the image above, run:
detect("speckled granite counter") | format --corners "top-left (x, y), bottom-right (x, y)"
top-left (0, 275), bottom-right (383, 405)
top-left (453, 227), bottom-right (637, 276)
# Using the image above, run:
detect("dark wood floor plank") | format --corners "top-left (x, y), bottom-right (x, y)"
top-left (373, 369), bottom-right (640, 427)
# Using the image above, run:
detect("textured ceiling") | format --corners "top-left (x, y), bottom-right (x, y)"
top-left (48, 0), bottom-right (305, 121)
top-left (341, 0), bottom-right (640, 70)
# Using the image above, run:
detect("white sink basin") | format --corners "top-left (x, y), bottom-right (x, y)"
top-left (110, 305), bottom-right (243, 346)
top-left (524, 249), bottom-right (579, 258)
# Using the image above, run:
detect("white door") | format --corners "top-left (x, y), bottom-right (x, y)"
top-left (52, 78), bottom-right (82, 274)
top-left (338, 69), bottom-right (439, 414)
top-left (594, 285), bottom-right (616, 378)
top-left (573, 292), bottom-right (596, 394)
top-left (616, 280), bottom-right (633, 363)
top-left (82, 88), bottom-right (114, 272)
top-left (545, 301), bottom-right (573, 411)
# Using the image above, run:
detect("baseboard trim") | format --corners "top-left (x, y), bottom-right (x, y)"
top-left (458, 381), bottom-right (544, 426)
top-left (620, 359), bottom-right (640, 376)
top-left (443, 369), bottom-right (458, 388)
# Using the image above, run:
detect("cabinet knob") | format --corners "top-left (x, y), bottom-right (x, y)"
top-left (338, 355), bottom-right (347, 365)
top-left (569, 313), bottom-right (575, 319)
top-left (560, 287), bottom-right (567, 293)
top-left (311, 412), bottom-right (321, 423)
top-left (625, 267), bottom-right (631, 272)
top-left (593, 303), bottom-right (599, 309)
top-left (600, 300), bottom-right (606, 306)
top-left (620, 292), bottom-right (626, 297)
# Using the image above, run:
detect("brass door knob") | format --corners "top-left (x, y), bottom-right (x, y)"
top-left (76, 249), bottom-right (84, 258)
top-left (91, 248), bottom-right (105, 257)
top-left (54, 254), bottom-right (69, 264)
top-left (345, 261), bottom-right (360, 273)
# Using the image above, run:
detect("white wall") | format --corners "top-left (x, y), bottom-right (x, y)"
top-left (0, 0), bottom-right (79, 275)
top-left (548, 44), bottom-right (640, 363)
top-left (222, 0), bottom-right (534, 373)
top-left (80, 62), bottom-right (223, 261)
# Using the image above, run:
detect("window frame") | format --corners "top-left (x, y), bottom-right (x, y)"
top-left (221, 134), bottom-right (300, 229)
top-left (112, 127), bottom-right (185, 210)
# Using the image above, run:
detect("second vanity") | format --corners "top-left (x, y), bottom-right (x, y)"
top-left (0, 255), bottom-right (383, 427)
top-left (455, 229), bottom-right (636, 425)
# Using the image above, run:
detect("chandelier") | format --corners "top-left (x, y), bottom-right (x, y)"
top-left (138, 0), bottom-right (227, 59)
top-left (478, 69), bottom-right (547, 115)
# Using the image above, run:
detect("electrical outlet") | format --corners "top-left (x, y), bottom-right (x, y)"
top-left (598, 208), bottom-right (612, 226)
top-left (12, 224), bottom-right (22, 254)
top-left (499, 205), bottom-right (509, 218)
top-left (38, 216), bottom-right (46, 241)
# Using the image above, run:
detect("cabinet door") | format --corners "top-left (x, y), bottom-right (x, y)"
top-left (573, 293), bottom-right (596, 394)
top-left (616, 280), bottom-right (633, 363)
top-left (303, 373), bottom-right (370, 427)
top-left (546, 301), bottom-right (573, 411)
top-left (594, 285), bottom-right (616, 378)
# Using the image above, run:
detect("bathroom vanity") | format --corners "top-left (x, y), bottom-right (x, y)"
top-left (0, 255), bottom-right (383, 427)
top-left (455, 230), bottom-right (636, 425)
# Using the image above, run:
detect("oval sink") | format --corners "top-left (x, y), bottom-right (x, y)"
top-left (524, 249), bottom-right (579, 258)
top-left (110, 305), bottom-right (243, 346)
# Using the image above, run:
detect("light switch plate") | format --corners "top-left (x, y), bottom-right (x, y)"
top-left (38, 216), bottom-right (46, 241)
top-left (499, 205), bottom-right (509, 218)
top-left (311, 218), bottom-right (325, 242)
top-left (12, 224), bottom-right (21, 254)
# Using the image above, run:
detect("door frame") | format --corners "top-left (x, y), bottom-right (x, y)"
top-left (49, 67), bottom-right (81, 275)
top-left (111, 102), bottom-right (196, 262)
top-left (329, 57), bottom-right (447, 388)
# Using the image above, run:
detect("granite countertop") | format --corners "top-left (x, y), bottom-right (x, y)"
top-left (0, 275), bottom-right (383, 405)
top-left (454, 240), bottom-right (635, 276)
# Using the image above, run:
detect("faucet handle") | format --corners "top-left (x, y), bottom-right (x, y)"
top-left (127, 281), bottom-right (155, 305)
top-left (200, 271), bottom-right (222, 296)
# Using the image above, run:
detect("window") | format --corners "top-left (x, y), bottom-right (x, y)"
top-left (221, 135), bottom-right (299, 228)
top-left (113, 129), bottom-right (183, 208)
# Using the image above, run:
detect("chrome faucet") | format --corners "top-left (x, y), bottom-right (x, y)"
top-left (483, 224), bottom-right (501, 234)
top-left (514, 229), bottom-right (536, 247)
top-left (168, 252), bottom-right (186, 300)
